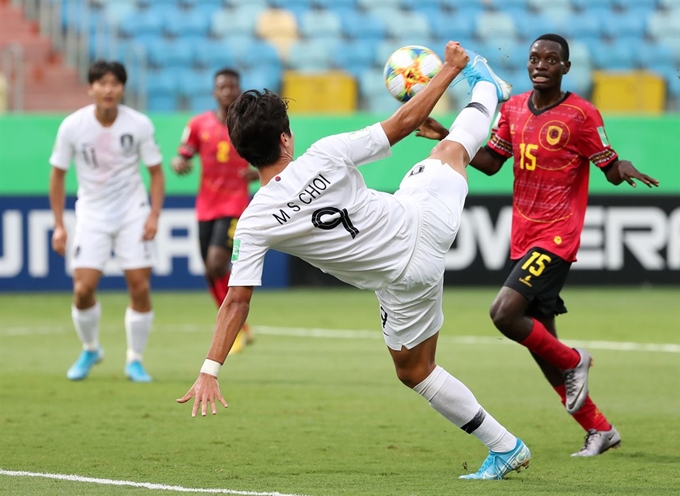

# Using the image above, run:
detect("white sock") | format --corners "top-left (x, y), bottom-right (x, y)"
top-left (444, 81), bottom-right (499, 160)
top-left (414, 365), bottom-right (517, 453)
top-left (71, 302), bottom-right (101, 351)
top-left (125, 308), bottom-right (154, 363)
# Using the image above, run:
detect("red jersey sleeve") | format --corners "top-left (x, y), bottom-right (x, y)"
top-left (178, 117), bottom-right (201, 158)
top-left (486, 105), bottom-right (513, 158)
top-left (576, 106), bottom-right (618, 168)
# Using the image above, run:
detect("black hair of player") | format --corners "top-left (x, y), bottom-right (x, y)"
top-left (533, 34), bottom-right (570, 62)
top-left (214, 68), bottom-right (240, 81)
top-left (88, 60), bottom-right (127, 85)
top-left (227, 89), bottom-right (291, 168)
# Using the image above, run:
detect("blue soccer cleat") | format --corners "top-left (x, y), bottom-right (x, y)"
top-left (459, 438), bottom-right (531, 480)
top-left (66, 348), bottom-right (104, 381)
top-left (125, 360), bottom-right (153, 383)
top-left (461, 50), bottom-right (513, 102)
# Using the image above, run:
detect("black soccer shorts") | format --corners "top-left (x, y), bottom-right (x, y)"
top-left (198, 217), bottom-right (239, 261)
top-left (504, 246), bottom-right (572, 318)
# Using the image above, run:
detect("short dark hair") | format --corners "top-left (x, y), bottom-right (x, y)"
top-left (88, 60), bottom-right (127, 85)
top-left (214, 68), bottom-right (240, 81)
top-left (533, 34), bottom-right (570, 62)
top-left (227, 89), bottom-right (290, 168)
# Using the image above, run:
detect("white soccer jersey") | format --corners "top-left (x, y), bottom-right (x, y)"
top-left (230, 123), bottom-right (419, 291)
top-left (50, 104), bottom-right (162, 223)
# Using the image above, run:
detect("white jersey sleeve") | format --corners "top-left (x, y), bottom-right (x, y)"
top-left (138, 117), bottom-right (162, 166)
top-left (229, 212), bottom-right (269, 287)
top-left (49, 117), bottom-right (75, 170)
top-left (309, 123), bottom-right (391, 168)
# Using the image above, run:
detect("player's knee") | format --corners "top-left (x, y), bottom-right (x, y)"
top-left (127, 277), bottom-right (150, 300)
top-left (490, 298), bottom-right (517, 334)
top-left (205, 259), bottom-right (228, 280)
top-left (73, 280), bottom-right (96, 306)
top-left (394, 365), bottom-right (431, 389)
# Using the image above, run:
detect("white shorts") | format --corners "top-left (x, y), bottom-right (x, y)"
top-left (71, 214), bottom-right (155, 271)
top-left (376, 159), bottom-right (468, 351)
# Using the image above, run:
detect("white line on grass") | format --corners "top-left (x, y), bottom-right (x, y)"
top-left (2, 324), bottom-right (679, 354)
top-left (0, 469), bottom-right (308, 496)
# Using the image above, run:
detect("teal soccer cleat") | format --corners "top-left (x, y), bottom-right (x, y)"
top-left (461, 50), bottom-right (513, 102)
top-left (125, 361), bottom-right (152, 383)
top-left (66, 348), bottom-right (103, 381)
top-left (459, 438), bottom-right (531, 480)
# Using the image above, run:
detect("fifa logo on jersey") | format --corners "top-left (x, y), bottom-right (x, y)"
top-left (120, 134), bottom-right (135, 157)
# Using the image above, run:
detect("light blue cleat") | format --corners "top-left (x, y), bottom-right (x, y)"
top-left (459, 438), bottom-right (531, 480)
top-left (66, 348), bottom-right (103, 381)
top-left (125, 361), bottom-right (152, 383)
top-left (461, 49), bottom-right (513, 102)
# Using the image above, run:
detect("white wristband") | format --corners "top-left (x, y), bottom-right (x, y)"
top-left (200, 359), bottom-right (221, 377)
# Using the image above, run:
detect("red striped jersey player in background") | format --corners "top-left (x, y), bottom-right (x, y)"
top-left (171, 68), bottom-right (258, 354)
top-left (417, 34), bottom-right (658, 457)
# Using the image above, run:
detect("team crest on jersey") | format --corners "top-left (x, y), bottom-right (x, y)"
top-left (120, 134), bottom-right (135, 156)
top-left (539, 120), bottom-right (570, 151)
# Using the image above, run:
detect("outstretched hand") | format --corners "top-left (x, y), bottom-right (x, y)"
top-left (416, 117), bottom-right (449, 141)
top-left (177, 373), bottom-right (228, 417)
top-left (616, 160), bottom-right (659, 188)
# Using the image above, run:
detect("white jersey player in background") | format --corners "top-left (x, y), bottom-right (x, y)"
top-left (49, 61), bottom-right (165, 383)
top-left (178, 42), bottom-right (532, 480)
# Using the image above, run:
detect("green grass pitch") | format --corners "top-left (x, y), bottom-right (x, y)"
top-left (1, 288), bottom-right (679, 495)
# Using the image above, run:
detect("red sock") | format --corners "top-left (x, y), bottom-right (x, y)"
top-left (554, 385), bottom-right (612, 432)
top-left (208, 272), bottom-right (230, 308)
top-left (520, 319), bottom-right (580, 370)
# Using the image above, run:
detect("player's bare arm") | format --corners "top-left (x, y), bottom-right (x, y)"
top-left (603, 159), bottom-right (659, 188)
top-left (143, 164), bottom-right (165, 240)
top-left (49, 166), bottom-right (68, 256)
top-left (177, 285), bottom-right (254, 417)
top-left (469, 147), bottom-right (506, 176)
top-left (380, 42), bottom-right (468, 146)
top-left (170, 155), bottom-right (193, 175)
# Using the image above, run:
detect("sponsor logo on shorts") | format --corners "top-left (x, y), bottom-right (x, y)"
top-left (519, 275), bottom-right (533, 287)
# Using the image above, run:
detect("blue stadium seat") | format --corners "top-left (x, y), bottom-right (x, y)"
top-left (188, 94), bottom-right (215, 113)
top-left (613, 0), bottom-right (657, 9)
top-left (601, 11), bottom-right (647, 39)
top-left (539, 5), bottom-right (573, 24)
top-left (401, 0), bottom-right (440, 9)
top-left (571, 0), bottom-right (613, 9)
top-left (104, 1), bottom-right (136, 26)
top-left (590, 40), bottom-right (635, 69)
top-left (647, 11), bottom-right (680, 40)
top-left (476, 11), bottom-right (517, 41)
top-left (475, 40), bottom-right (522, 71)
top-left (212, 5), bottom-right (264, 37)
top-left (527, 0), bottom-right (571, 9)
top-left (380, 10), bottom-right (430, 39)
top-left (137, 0), bottom-right (179, 7)
top-left (288, 40), bottom-right (334, 72)
top-left (332, 40), bottom-right (378, 79)
top-left (659, 0), bottom-right (680, 8)
top-left (192, 40), bottom-right (237, 71)
top-left (164, 9), bottom-right (211, 38)
top-left (118, 10), bottom-right (163, 38)
top-left (240, 66), bottom-right (283, 92)
top-left (146, 39), bottom-right (194, 69)
top-left (358, 69), bottom-right (401, 113)
top-left (569, 41), bottom-right (592, 67)
top-left (234, 40), bottom-right (282, 69)
top-left (512, 13), bottom-right (558, 42)
top-left (341, 11), bottom-right (387, 42)
top-left (180, 0), bottom-right (222, 8)
top-left (562, 64), bottom-right (592, 95)
top-left (177, 70), bottom-right (214, 98)
top-left (146, 69), bottom-right (179, 112)
top-left (659, 36), bottom-right (680, 62)
top-left (637, 42), bottom-right (675, 69)
top-left (356, 0), bottom-right (401, 9)
top-left (429, 13), bottom-right (476, 42)
top-left (559, 13), bottom-right (602, 41)
top-left (440, 0), bottom-right (485, 8)
top-left (299, 9), bottom-right (342, 39)
top-left (314, 0), bottom-right (357, 8)
top-left (375, 38), bottom-right (439, 68)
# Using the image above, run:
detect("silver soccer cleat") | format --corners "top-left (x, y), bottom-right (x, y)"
top-left (563, 348), bottom-right (592, 414)
top-left (571, 426), bottom-right (621, 457)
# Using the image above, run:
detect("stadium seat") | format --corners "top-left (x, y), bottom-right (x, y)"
top-left (145, 68), bottom-right (179, 112)
top-left (659, 36), bottom-right (680, 62)
top-left (658, 0), bottom-right (680, 8)
top-left (374, 37), bottom-right (439, 68)
top-left (118, 10), bottom-right (163, 38)
top-left (569, 41), bottom-right (592, 67)
top-left (647, 11), bottom-right (680, 39)
top-left (164, 9), bottom-right (211, 38)
top-left (601, 11), bottom-right (647, 40)
top-left (235, 40), bottom-right (282, 70)
top-left (401, 0), bottom-right (440, 9)
top-left (562, 64), bottom-right (592, 95)
top-left (180, 0), bottom-right (221, 7)
top-left (332, 40), bottom-right (377, 79)
top-left (146, 39), bottom-right (194, 70)
top-left (358, 69), bottom-right (401, 113)
top-left (570, 0), bottom-right (613, 9)
top-left (379, 10), bottom-right (430, 40)
top-left (341, 11), bottom-right (387, 42)
top-left (241, 66), bottom-right (283, 92)
top-left (527, 0), bottom-right (571, 9)
top-left (314, 0), bottom-right (357, 8)
top-left (193, 40), bottom-right (237, 71)
top-left (103, 1), bottom-right (136, 26)
top-left (512, 13), bottom-right (558, 43)
top-left (440, 0), bottom-right (485, 8)
top-left (540, 5), bottom-right (573, 24)
top-left (590, 40), bottom-right (635, 69)
top-left (177, 70), bottom-right (214, 98)
top-left (270, 0), bottom-right (314, 9)
top-left (475, 40), bottom-right (522, 71)
top-left (256, 8), bottom-right (299, 39)
top-left (476, 11), bottom-right (517, 41)
top-left (212, 5), bottom-right (264, 37)
top-left (613, 0), bottom-right (657, 9)
top-left (429, 13), bottom-right (476, 42)
top-left (356, 0), bottom-right (401, 9)
top-left (287, 40), bottom-right (334, 72)
top-left (299, 9), bottom-right (342, 40)
top-left (559, 13), bottom-right (602, 40)
top-left (188, 94), bottom-right (215, 113)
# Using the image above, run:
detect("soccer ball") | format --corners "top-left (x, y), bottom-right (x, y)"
top-left (383, 45), bottom-right (442, 102)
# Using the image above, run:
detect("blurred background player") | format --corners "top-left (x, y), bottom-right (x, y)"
top-left (179, 43), bottom-right (534, 481)
top-left (417, 34), bottom-right (658, 456)
top-left (171, 68), bottom-right (257, 354)
top-left (49, 60), bottom-right (165, 383)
